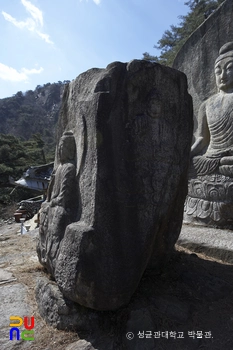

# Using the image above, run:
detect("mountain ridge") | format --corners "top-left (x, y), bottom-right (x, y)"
top-left (0, 81), bottom-right (69, 144)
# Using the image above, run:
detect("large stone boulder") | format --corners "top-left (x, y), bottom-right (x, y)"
top-left (37, 60), bottom-right (193, 310)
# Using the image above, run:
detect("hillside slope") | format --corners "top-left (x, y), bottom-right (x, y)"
top-left (0, 81), bottom-right (69, 145)
top-left (0, 81), bottom-right (69, 213)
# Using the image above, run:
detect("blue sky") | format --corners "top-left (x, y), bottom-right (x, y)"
top-left (0, 0), bottom-right (189, 99)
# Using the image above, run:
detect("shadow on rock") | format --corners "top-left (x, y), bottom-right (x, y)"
top-left (36, 249), bottom-right (233, 350)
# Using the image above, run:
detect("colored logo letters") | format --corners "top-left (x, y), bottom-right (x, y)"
top-left (9, 316), bottom-right (34, 341)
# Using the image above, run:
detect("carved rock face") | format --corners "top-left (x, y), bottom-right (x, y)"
top-left (184, 42), bottom-right (233, 229)
top-left (185, 174), bottom-right (233, 225)
top-left (38, 60), bottom-right (193, 310)
top-left (215, 58), bottom-right (233, 93)
top-left (173, 0), bottom-right (233, 133)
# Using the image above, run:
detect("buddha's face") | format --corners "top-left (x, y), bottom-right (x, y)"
top-left (215, 57), bottom-right (233, 92)
top-left (58, 137), bottom-right (67, 163)
top-left (58, 136), bottom-right (75, 163)
top-left (147, 97), bottom-right (163, 118)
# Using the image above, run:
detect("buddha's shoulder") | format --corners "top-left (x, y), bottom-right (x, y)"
top-left (202, 93), bottom-right (226, 111)
top-left (197, 96), bottom-right (216, 114)
top-left (205, 93), bottom-right (220, 105)
top-left (206, 92), bottom-right (233, 104)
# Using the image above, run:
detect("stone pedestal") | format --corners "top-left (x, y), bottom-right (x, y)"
top-left (184, 173), bottom-right (233, 228)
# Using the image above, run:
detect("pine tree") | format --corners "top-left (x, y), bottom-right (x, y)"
top-left (143, 0), bottom-right (225, 66)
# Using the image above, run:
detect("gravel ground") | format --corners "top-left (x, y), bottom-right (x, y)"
top-left (0, 219), bottom-right (233, 350)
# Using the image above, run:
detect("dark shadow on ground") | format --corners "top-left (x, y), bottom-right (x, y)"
top-left (78, 248), bottom-right (233, 350)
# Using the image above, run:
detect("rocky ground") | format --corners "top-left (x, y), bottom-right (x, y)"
top-left (0, 217), bottom-right (233, 350)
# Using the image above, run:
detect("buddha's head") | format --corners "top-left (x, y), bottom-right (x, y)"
top-left (146, 89), bottom-right (163, 119)
top-left (215, 42), bottom-right (233, 93)
top-left (58, 131), bottom-right (76, 163)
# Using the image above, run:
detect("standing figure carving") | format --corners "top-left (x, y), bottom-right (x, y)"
top-left (37, 131), bottom-right (78, 274)
top-left (185, 42), bottom-right (233, 227)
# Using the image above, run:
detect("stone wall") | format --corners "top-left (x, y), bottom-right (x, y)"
top-left (173, 0), bottom-right (232, 133)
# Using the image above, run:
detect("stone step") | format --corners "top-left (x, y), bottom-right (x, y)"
top-left (177, 223), bottom-right (233, 263)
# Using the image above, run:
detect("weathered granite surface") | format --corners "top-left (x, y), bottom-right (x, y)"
top-left (178, 223), bottom-right (233, 263)
top-left (173, 0), bottom-right (233, 228)
top-left (35, 277), bottom-right (100, 331)
top-left (183, 42), bottom-right (233, 228)
top-left (37, 59), bottom-right (193, 310)
top-left (173, 0), bottom-right (232, 134)
top-left (65, 340), bottom-right (97, 350)
top-left (37, 131), bottom-right (78, 275)
top-left (0, 283), bottom-right (32, 350)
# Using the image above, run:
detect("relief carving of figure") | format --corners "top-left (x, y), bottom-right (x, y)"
top-left (37, 131), bottom-right (78, 273)
top-left (185, 42), bottom-right (233, 226)
top-left (191, 42), bottom-right (233, 176)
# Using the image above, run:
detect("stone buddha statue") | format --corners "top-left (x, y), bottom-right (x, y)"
top-left (37, 131), bottom-right (78, 274)
top-left (185, 42), bottom-right (233, 227)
